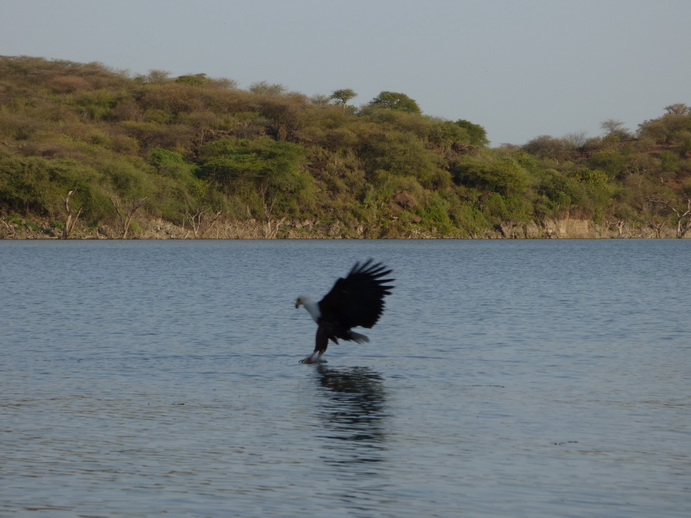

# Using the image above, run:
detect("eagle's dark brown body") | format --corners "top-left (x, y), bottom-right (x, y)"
top-left (295, 259), bottom-right (394, 363)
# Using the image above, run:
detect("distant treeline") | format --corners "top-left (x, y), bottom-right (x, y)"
top-left (1, 56), bottom-right (690, 238)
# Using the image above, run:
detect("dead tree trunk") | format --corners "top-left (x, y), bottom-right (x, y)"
top-left (62, 189), bottom-right (82, 239)
top-left (263, 214), bottom-right (286, 239)
top-left (0, 218), bottom-right (16, 238)
top-left (648, 219), bottom-right (664, 238)
top-left (261, 196), bottom-right (286, 239)
top-left (673, 195), bottom-right (691, 238)
top-left (649, 195), bottom-right (691, 238)
top-left (258, 182), bottom-right (287, 239)
top-left (185, 209), bottom-right (223, 238)
top-left (111, 197), bottom-right (147, 239)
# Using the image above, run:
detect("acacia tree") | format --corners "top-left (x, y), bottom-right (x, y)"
top-left (145, 70), bottom-right (170, 84)
top-left (455, 119), bottom-right (489, 147)
top-left (249, 81), bottom-right (286, 95)
top-left (197, 137), bottom-right (311, 218)
top-left (664, 103), bottom-right (690, 115)
top-left (330, 88), bottom-right (357, 107)
top-left (601, 119), bottom-right (632, 140)
top-left (368, 91), bottom-right (421, 115)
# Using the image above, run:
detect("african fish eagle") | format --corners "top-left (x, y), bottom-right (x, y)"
top-left (295, 259), bottom-right (394, 364)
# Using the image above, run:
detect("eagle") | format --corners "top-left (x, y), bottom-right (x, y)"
top-left (295, 259), bottom-right (394, 364)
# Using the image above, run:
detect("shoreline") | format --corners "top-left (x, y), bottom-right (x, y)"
top-left (1, 216), bottom-right (687, 240)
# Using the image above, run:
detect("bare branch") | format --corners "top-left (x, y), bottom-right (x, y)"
top-left (111, 197), bottom-right (147, 239)
top-left (185, 209), bottom-right (223, 238)
top-left (648, 194), bottom-right (691, 238)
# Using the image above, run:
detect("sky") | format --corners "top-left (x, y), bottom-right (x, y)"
top-left (2, 0), bottom-right (690, 145)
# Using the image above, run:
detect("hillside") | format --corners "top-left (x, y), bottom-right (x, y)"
top-left (1, 56), bottom-right (690, 239)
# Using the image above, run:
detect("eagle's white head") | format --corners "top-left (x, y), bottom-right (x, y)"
top-left (295, 296), bottom-right (320, 323)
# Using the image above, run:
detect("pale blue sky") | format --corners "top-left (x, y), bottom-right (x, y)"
top-left (2, 0), bottom-right (690, 145)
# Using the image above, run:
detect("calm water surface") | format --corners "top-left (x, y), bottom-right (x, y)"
top-left (1, 239), bottom-right (690, 517)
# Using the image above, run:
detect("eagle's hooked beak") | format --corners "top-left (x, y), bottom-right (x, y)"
top-left (295, 298), bottom-right (302, 309)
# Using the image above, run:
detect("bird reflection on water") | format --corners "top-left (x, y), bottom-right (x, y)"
top-left (313, 365), bottom-right (388, 466)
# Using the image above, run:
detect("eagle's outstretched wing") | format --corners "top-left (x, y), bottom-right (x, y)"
top-left (319, 259), bottom-right (394, 330)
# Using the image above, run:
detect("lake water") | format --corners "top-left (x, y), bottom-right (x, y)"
top-left (1, 239), bottom-right (690, 517)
